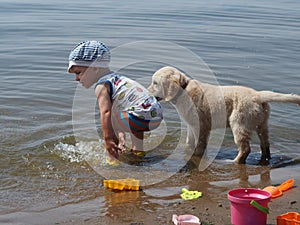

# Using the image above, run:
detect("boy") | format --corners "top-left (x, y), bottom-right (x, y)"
top-left (67, 40), bottom-right (163, 162)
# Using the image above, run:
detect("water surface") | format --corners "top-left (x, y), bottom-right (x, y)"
top-left (0, 0), bottom-right (299, 223)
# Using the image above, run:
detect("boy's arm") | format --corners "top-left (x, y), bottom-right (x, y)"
top-left (95, 83), bottom-right (120, 158)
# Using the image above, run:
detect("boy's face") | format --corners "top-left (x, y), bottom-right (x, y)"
top-left (69, 66), bottom-right (98, 88)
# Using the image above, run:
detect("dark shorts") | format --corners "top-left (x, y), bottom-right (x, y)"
top-left (115, 111), bottom-right (162, 132)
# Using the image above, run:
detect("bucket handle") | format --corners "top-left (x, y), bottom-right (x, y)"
top-left (250, 200), bottom-right (269, 214)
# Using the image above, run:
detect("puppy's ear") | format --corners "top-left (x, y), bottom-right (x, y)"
top-left (177, 71), bottom-right (189, 89)
top-left (170, 69), bottom-right (189, 89)
top-left (164, 71), bottom-right (181, 101)
top-left (165, 82), bottom-right (179, 101)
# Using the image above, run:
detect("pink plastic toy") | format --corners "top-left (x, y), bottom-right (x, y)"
top-left (172, 214), bottom-right (201, 225)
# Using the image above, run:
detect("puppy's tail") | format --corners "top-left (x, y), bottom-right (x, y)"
top-left (257, 91), bottom-right (300, 106)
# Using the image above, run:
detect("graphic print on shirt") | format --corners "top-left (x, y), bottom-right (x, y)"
top-left (128, 93), bottom-right (138, 102)
top-left (96, 73), bottom-right (163, 121)
top-left (141, 97), bottom-right (153, 109)
top-left (151, 109), bottom-right (157, 117)
top-left (114, 77), bottom-right (121, 86)
top-left (136, 87), bottom-right (143, 92)
top-left (118, 91), bottom-right (125, 100)
top-left (125, 82), bottom-right (133, 88)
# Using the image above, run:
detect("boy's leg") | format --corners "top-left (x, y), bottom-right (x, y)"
top-left (130, 131), bottom-right (144, 151)
top-left (118, 131), bottom-right (126, 151)
top-left (114, 111), bottom-right (162, 154)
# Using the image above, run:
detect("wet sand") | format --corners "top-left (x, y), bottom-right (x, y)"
top-left (1, 166), bottom-right (299, 225)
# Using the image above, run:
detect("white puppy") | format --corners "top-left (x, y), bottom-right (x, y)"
top-left (148, 66), bottom-right (300, 164)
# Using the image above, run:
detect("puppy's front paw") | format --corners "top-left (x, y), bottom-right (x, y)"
top-left (233, 157), bottom-right (246, 164)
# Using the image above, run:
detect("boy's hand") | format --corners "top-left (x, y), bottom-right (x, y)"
top-left (104, 136), bottom-right (120, 159)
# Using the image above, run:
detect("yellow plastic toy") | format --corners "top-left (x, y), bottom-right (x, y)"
top-left (103, 178), bottom-right (140, 191)
top-left (180, 188), bottom-right (202, 200)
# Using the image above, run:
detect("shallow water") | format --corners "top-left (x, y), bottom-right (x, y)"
top-left (0, 0), bottom-right (299, 224)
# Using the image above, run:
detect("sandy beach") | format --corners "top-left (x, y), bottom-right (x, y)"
top-left (1, 166), bottom-right (299, 225)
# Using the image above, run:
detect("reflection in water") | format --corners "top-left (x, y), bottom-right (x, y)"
top-left (103, 189), bottom-right (142, 222)
top-left (104, 189), bottom-right (141, 206)
top-left (231, 164), bottom-right (271, 188)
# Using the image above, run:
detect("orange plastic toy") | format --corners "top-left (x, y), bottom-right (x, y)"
top-left (278, 179), bottom-right (294, 192)
top-left (263, 186), bottom-right (283, 198)
top-left (103, 178), bottom-right (140, 191)
top-left (277, 212), bottom-right (300, 225)
top-left (263, 179), bottom-right (294, 199)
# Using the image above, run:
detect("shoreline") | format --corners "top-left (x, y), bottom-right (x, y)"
top-left (1, 166), bottom-right (299, 225)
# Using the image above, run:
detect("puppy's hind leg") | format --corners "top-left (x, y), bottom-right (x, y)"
top-left (231, 125), bottom-right (252, 164)
top-left (256, 125), bottom-right (270, 165)
top-left (256, 104), bottom-right (271, 164)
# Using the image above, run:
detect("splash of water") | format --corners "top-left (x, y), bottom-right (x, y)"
top-left (52, 140), bottom-right (105, 164)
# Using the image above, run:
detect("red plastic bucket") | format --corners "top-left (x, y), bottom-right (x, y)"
top-left (228, 188), bottom-right (271, 225)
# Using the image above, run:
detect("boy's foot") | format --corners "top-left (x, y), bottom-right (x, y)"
top-left (120, 146), bottom-right (146, 157)
top-left (105, 156), bottom-right (120, 166)
top-left (122, 146), bottom-right (147, 157)
top-left (131, 150), bottom-right (146, 157)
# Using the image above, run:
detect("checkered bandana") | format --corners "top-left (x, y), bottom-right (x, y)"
top-left (68, 40), bottom-right (111, 72)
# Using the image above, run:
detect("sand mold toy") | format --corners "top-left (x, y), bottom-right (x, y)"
top-left (172, 214), bottom-right (201, 225)
top-left (277, 212), bottom-right (300, 225)
top-left (180, 188), bottom-right (202, 200)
